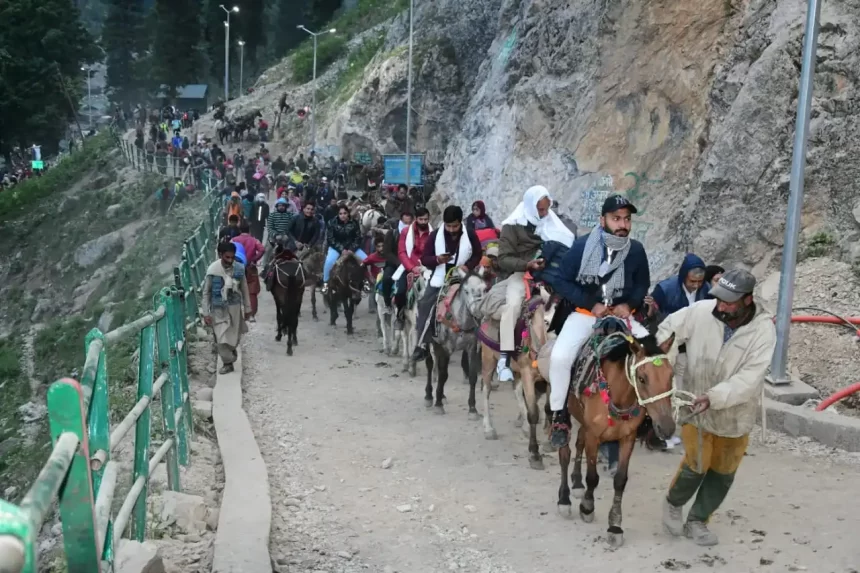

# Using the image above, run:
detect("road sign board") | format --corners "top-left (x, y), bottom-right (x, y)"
top-left (383, 154), bottom-right (423, 185)
top-left (31, 160), bottom-right (44, 170)
top-left (354, 152), bottom-right (372, 165)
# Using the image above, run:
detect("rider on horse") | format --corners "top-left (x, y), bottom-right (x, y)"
top-left (493, 186), bottom-right (575, 382)
top-left (392, 208), bottom-right (431, 329)
top-left (262, 198), bottom-right (294, 269)
top-left (410, 206), bottom-right (483, 362)
top-left (321, 205), bottom-right (367, 294)
top-left (287, 202), bottom-right (322, 257)
top-left (547, 194), bottom-right (652, 448)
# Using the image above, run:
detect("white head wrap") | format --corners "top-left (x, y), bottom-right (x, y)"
top-left (501, 185), bottom-right (575, 247)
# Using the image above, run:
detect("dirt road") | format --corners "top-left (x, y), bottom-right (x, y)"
top-left (243, 294), bottom-right (860, 573)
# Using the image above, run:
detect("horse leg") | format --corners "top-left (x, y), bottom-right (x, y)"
top-left (571, 426), bottom-right (586, 498)
top-left (424, 350), bottom-right (434, 408)
top-left (606, 434), bottom-right (635, 548)
top-left (434, 348), bottom-right (449, 414)
top-left (543, 393), bottom-right (555, 452)
top-left (328, 295), bottom-right (338, 326)
top-left (274, 297), bottom-right (283, 341)
top-left (522, 368), bottom-right (543, 470)
top-left (557, 442), bottom-right (572, 518)
top-left (481, 346), bottom-right (497, 439)
top-left (345, 299), bottom-right (355, 335)
top-left (461, 348), bottom-right (470, 385)
top-left (579, 433), bottom-right (600, 523)
top-left (467, 343), bottom-right (480, 420)
top-left (311, 287), bottom-right (318, 321)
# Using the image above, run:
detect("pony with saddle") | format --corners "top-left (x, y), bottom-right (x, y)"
top-left (326, 253), bottom-right (365, 334)
top-left (266, 236), bottom-right (306, 355)
top-left (539, 315), bottom-right (676, 548)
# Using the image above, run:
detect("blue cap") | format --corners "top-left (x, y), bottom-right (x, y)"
top-left (276, 197), bottom-right (288, 204)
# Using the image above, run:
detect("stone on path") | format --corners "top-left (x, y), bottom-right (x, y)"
top-left (157, 491), bottom-right (208, 535)
top-left (115, 540), bottom-right (166, 573)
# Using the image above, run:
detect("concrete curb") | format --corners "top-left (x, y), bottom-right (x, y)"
top-left (212, 348), bottom-right (272, 573)
top-left (763, 398), bottom-right (860, 452)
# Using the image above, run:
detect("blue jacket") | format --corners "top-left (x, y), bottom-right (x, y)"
top-left (651, 253), bottom-right (709, 315)
top-left (554, 234), bottom-right (650, 311)
top-left (532, 241), bottom-right (569, 292)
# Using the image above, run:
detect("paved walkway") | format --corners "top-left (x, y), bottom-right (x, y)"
top-left (243, 293), bottom-right (860, 572)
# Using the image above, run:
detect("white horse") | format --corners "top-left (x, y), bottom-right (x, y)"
top-left (393, 271), bottom-right (425, 376)
top-left (375, 281), bottom-right (395, 355)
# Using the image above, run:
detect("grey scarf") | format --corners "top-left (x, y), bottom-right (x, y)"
top-left (576, 226), bottom-right (631, 302)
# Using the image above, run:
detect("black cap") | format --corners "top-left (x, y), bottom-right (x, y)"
top-left (601, 194), bottom-right (638, 216)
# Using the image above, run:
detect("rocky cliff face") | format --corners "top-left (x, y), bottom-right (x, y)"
top-left (235, 0), bottom-right (859, 281)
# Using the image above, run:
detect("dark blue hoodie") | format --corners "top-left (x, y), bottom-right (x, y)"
top-left (651, 253), bottom-right (709, 315)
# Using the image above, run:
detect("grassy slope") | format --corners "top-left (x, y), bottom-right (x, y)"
top-left (0, 133), bottom-right (209, 500)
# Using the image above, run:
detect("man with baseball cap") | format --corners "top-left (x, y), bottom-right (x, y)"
top-left (655, 268), bottom-right (775, 546)
top-left (547, 194), bottom-right (652, 447)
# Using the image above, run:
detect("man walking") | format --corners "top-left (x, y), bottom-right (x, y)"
top-left (657, 269), bottom-right (776, 546)
top-left (202, 242), bottom-right (252, 374)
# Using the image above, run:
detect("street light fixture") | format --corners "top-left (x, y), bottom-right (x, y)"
top-left (296, 25), bottom-right (337, 154)
top-left (81, 66), bottom-right (93, 130)
top-left (238, 40), bottom-right (246, 97)
top-left (219, 5), bottom-right (240, 102)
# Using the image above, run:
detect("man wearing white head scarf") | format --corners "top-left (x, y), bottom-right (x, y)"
top-left (491, 186), bottom-right (575, 381)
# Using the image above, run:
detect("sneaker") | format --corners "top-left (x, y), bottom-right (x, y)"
top-left (219, 363), bottom-right (235, 375)
top-left (321, 282), bottom-right (329, 295)
top-left (684, 520), bottom-right (719, 546)
top-left (662, 498), bottom-right (684, 536)
top-left (496, 358), bottom-right (514, 382)
top-left (411, 346), bottom-right (428, 362)
top-left (550, 411), bottom-right (570, 449)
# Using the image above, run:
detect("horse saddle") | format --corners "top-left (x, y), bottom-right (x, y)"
top-left (477, 295), bottom-right (547, 358)
top-left (435, 282), bottom-right (463, 333)
top-left (266, 254), bottom-right (304, 290)
top-left (570, 316), bottom-right (632, 398)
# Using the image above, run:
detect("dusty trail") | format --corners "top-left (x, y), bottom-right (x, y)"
top-left (243, 293), bottom-right (859, 573)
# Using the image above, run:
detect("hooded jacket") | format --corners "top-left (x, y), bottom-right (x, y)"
top-left (651, 254), bottom-right (709, 316)
top-left (657, 299), bottom-right (776, 437)
top-left (326, 217), bottom-right (362, 253)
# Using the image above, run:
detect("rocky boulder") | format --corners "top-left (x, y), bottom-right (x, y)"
top-left (156, 491), bottom-right (208, 535)
top-left (115, 540), bottom-right (166, 573)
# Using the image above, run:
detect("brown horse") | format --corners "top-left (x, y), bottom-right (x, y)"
top-left (549, 317), bottom-right (675, 548)
top-left (270, 250), bottom-right (305, 356)
top-left (298, 248), bottom-right (324, 321)
top-left (326, 254), bottom-right (365, 334)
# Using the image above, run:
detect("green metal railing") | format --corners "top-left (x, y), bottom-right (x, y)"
top-left (0, 171), bottom-right (225, 572)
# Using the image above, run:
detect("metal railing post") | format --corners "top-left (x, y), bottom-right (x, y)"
top-left (161, 289), bottom-right (189, 465)
top-left (154, 292), bottom-right (182, 491)
top-left (84, 330), bottom-right (110, 496)
top-left (131, 324), bottom-right (155, 541)
top-left (48, 379), bottom-right (101, 571)
top-left (169, 286), bottom-right (194, 444)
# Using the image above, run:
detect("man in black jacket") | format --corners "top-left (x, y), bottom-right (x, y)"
top-left (547, 195), bottom-right (652, 447)
top-left (381, 212), bottom-right (413, 326)
top-left (287, 202), bottom-right (322, 256)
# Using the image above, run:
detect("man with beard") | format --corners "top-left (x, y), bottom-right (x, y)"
top-left (656, 269), bottom-right (774, 546)
top-left (547, 195), bottom-right (651, 448)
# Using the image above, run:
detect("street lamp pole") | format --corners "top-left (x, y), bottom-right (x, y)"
top-left (238, 40), bottom-right (245, 97)
top-left (404, 0), bottom-right (414, 188)
top-left (297, 25), bottom-right (337, 154)
top-left (81, 67), bottom-right (93, 130)
top-left (220, 5), bottom-right (239, 102)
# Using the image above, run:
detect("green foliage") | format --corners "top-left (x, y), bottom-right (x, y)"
top-left (291, 34), bottom-right (348, 83)
top-left (333, 32), bottom-right (386, 101)
top-left (0, 0), bottom-right (98, 156)
top-left (34, 316), bottom-right (96, 383)
top-left (0, 338), bottom-right (22, 380)
top-left (304, 0), bottom-right (343, 31)
top-left (331, 0), bottom-right (408, 38)
top-left (152, 0), bottom-right (202, 95)
top-left (103, 0), bottom-right (147, 110)
top-left (803, 232), bottom-right (835, 259)
top-left (0, 132), bottom-right (115, 220)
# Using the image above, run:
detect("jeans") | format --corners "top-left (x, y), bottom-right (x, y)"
top-left (415, 286), bottom-right (442, 346)
top-left (600, 442), bottom-right (619, 465)
top-left (323, 247), bottom-right (367, 281)
top-left (394, 273), bottom-right (408, 309)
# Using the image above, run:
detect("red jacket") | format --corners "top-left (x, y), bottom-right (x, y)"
top-left (398, 223), bottom-right (430, 272)
top-left (233, 233), bottom-right (265, 264)
top-left (362, 252), bottom-right (387, 281)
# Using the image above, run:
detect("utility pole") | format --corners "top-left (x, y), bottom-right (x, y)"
top-left (769, 0), bottom-right (823, 386)
top-left (238, 40), bottom-right (245, 97)
top-left (404, 0), bottom-right (414, 188)
top-left (220, 5), bottom-right (239, 102)
top-left (297, 25), bottom-right (337, 154)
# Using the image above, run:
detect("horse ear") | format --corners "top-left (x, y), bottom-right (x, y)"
top-left (659, 333), bottom-right (675, 354)
top-left (456, 267), bottom-right (468, 280)
top-left (475, 265), bottom-right (485, 278)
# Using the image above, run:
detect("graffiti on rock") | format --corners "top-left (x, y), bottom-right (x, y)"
top-left (578, 175), bottom-right (615, 229)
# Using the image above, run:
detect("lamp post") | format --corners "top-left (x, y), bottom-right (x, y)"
top-left (219, 5), bottom-right (239, 102)
top-left (238, 40), bottom-right (245, 97)
top-left (404, 0), bottom-right (414, 188)
top-left (81, 66), bottom-right (92, 129)
top-left (297, 25), bottom-right (337, 154)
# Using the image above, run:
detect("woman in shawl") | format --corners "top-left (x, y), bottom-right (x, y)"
top-left (465, 200), bottom-right (495, 231)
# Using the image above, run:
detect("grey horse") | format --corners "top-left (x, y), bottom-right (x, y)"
top-left (423, 267), bottom-right (488, 416)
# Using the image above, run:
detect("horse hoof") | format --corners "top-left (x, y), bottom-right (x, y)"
top-left (468, 411), bottom-right (480, 421)
top-left (346, 329), bottom-right (354, 335)
top-left (424, 399), bottom-right (433, 408)
top-left (579, 506), bottom-right (595, 523)
top-left (606, 531), bottom-right (624, 549)
top-left (275, 334), bottom-right (282, 342)
top-left (558, 504), bottom-right (573, 519)
top-left (287, 348), bottom-right (293, 356)
top-left (529, 457), bottom-right (544, 471)
top-left (484, 429), bottom-right (498, 440)
top-left (572, 487), bottom-right (585, 500)
top-left (313, 316), bottom-right (319, 322)
top-left (434, 405), bottom-right (445, 415)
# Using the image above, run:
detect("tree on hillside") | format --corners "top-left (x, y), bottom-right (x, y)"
top-left (271, 0), bottom-right (308, 58)
top-left (152, 0), bottom-right (202, 96)
top-left (240, 0), bottom-right (265, 66)
top-left (303, 0), bottom-right (341, 31)
top-left (0, 0), bottom-right (98, 158)
top-left (103, 0), bottom-right (147, 111)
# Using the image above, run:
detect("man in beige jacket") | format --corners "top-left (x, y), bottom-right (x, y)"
top-left (656, 268), bottom-right (776, 546)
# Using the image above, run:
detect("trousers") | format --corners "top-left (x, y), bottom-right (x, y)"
top-left (323, 247), bottom-right (368, 281)
top-left (415, 286), bottom-right (442, 346)
top-left (549, 311), bottom-right (649, 411)
top-left (666, 424), bottom-right (749, 523)
top-left (500, 273), bottom-right (526, 352)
